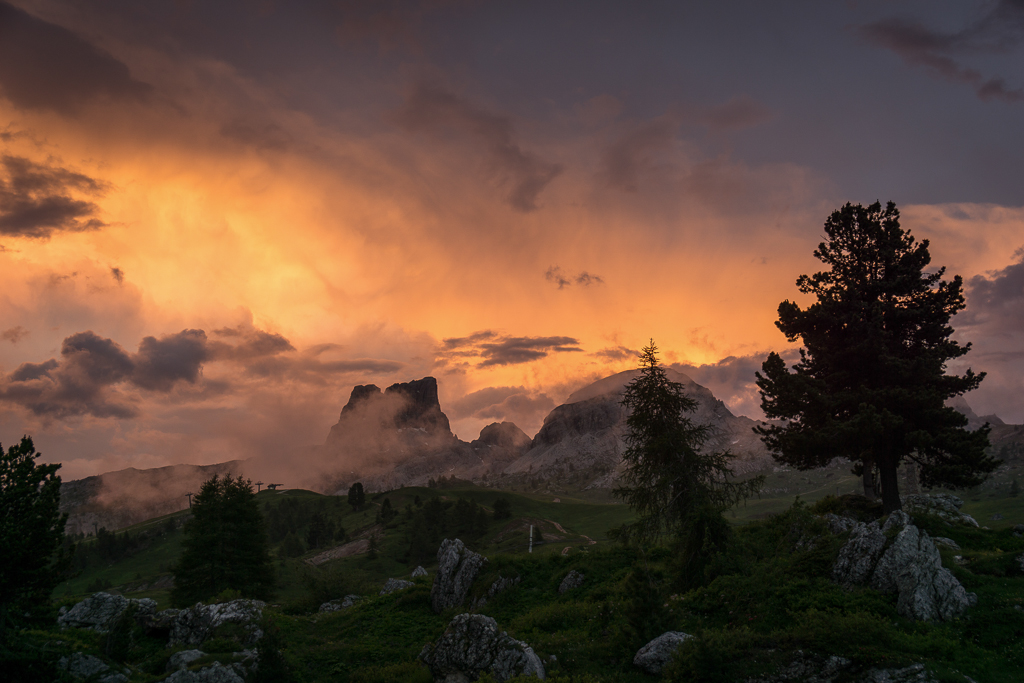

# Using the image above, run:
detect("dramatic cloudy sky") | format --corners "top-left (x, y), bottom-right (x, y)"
top-left (1, 0), bottom-right (1022, 479)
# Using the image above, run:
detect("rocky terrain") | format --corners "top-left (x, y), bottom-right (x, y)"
top-left (59, 372), bottom-right (1020, 533)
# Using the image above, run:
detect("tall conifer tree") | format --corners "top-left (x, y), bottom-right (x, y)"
top-left (756, 201), bottom-right (997, 513)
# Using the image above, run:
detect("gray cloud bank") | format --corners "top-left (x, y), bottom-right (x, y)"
top-left (442, 331), bottom-right (582, 367)
top-left (0, 155), bottom-right (109, 237)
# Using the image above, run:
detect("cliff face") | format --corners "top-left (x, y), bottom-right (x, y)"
top-left (501, 368), bottom-right (774, 488)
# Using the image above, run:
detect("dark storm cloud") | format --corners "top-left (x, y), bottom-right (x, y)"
top-left (593, 345), bottom-right (638, 362)
top-left (110, 267), bottom-right (124, 284)
top-left (859, 1), bottom-right (1024, 103)
top-left (441, 331), bottom-right (582, 367)
top-left (447, 385), bottom-right (524, 418)
top-left (333, 0), bottom-right (479, 55)
top-left (545, 266), bottom-right (604, 289)
top-left (211, 326), bottom-right (296, 360)
top-left (132, 329), bottom-right (209, 391)
top-left (396, 84), bottom-right (562, 211)
top-left (2, 325), bottom-right (27, 344)
top-left (0, 1), bottom-right (151, 114)
top-left (962, 253), bottom-right (1024, 333)
top-left (0, 155), bottom-right (109, 237)
top-left (670, 349), bottom-right (802, 419)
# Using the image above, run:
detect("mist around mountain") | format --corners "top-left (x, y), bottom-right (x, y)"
top-left (59, 371), bottom-right (1022, 534)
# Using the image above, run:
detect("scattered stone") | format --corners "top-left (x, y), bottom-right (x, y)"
top-left (419, 613), bottom-right (545, 682)
top-left (430, 538), bottom-right (487, 613)
top-left (170, 599), bottom-right (265, 647)
top-left (832, 521), bottom-right (887, 587)
top-left (489, 574), bottom-right (521, 598)
top-left (57, 652), bottom-right (128, 683)
top-left (902, 494), bottom-right (978, 527)
top-left (558, 570), bottom-right (585, 595)
top-left (823, 514), bottom-right (858, 535)
top-left (57, 592), bottom-right (157, 633)
top-left (747, 651), bottom-right (852, 682)
top-left (860, 663), bottom-right (938, 682)
top-left (991, 513), bottom-right (1004, 521)
top-left (319, 595), bottom-right (361, 613)
top-left (633, 631), bottom-right (693, 675)
top-left (412, 565), bottom-right (428, 578)
top-left (1017, 554), bottom-right (1024, 573)
top-left (164, 661), bottom-right (245, 683)
top-left (167, 649), bottom-right (207, 671)
top-left (931, 537), bottom-right (960, 551)
top-left (1013, 524), bottom-right (1024, 538)
top-left (381, 578), bottom-right (415, 595)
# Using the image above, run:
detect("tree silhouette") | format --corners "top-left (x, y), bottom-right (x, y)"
top-left (615, 342), bottom-right (760, 585)
top-left (756, 201), bottom-right (997, 513)
top-left (347, 482), bottom-right (365, 512)
top-left (0, 437), bottom-right (67, 643)
top-left (172, 475), bottom-right (275, 606)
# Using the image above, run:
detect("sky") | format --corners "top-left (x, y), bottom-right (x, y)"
top-left (1, 0), bottom-right (1023, 480)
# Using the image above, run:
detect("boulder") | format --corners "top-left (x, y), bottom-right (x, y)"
top-left (168, 649), bottom-right (207, 671)
top-left (381, 578), bottom-right (416, 595)
top-left (1013, 524), bottom-right (1024, 539)
top-left (170, 599), bottom-right (265, 647)
top-left (932, 537), bottom-right (960, 551)
top-left (57, 652), bottom-right (128, 683)
top-left (823, 513), bottom-right (859, 534)
top-left (412, 565), bottom-right (428, 578)
top-left (58, 592), bottom-right (157, 632)
top-left (832, 521), bottom-right (887, 587)
top-left (419, 613), bottom-right (545, 682)
top-left (319, 595), bottom-right (361, 613)
top-left (431, 538), bottom-right (487, 613)
top-left (558, 570), bottom-right (585, 594)
top-left (489, 574), bottom-right (521, 598)
top-left (633, 631), bottom-right (693, 675)
top-left (902, 494), bottom-right (978, 527)
top-left (860, 663), bottom-right (938, 682)
top-left (833, 515), bottom-right (976, 622)
top-left (164, 661), bottom-right (245, 683)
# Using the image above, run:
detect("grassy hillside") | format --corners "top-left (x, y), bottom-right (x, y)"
top-left (39, 491), bottom-right (1024, 682)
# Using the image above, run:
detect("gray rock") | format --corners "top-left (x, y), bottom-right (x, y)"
top-left (870, 525), bottom-right (976, 621)
top-left (170, 599), bottom-right (265, 647)
top-left (164, 661), bottom-right (245, 683)
top-left (823, 514), bottom-right (858, 535)
top-left (57, 592), bottom-right (157, 632)
top-left (859, 662), bottom-right (938, 682)
top-left (932, 537), bottom-right (960, 551)
top-left (558, 570), bottom-right (585, 594)
top-left (882, 510), bottom-right (912, 533)
top-left (832, 521), bottom-right (887, 587)
top-left (1018, 554), bottom-right (1024, 573)
top-left (489, 574), bottom-right (521, 598)
top-left (381, 578), bottom-right (416, 595)
top-left (430, 538), bottom-right (487, 613)
top-left (58, 652), bottom-right (127, 682)
top-left (748, 651), bottom-right (852, 682)
top-left (1013, 524), bottom-right (1024, 538)
top-left (412, 565), bottom-right (428, 577)
top-left (419, 613), bottom-right (544, 682)
top-left (319, 594), bottom-right (361, 612)
top-left (903, 494), bottom-right (978, 527)
top-left (168, 649), bottom-right (207, 671)
top-left (633, 631), bottom-right (692, 675)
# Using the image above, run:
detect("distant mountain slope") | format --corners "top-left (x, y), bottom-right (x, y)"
top-left (501, 368), bottom-right (773, 489)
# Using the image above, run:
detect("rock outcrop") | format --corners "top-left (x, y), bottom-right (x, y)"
top-left (170, 600), bottom-right (265, 647)
top-left (319, 595), bottom-right (361, 613)
top-left (412, 566), bottom-right (428, 577)
top-left (164, 661), bottom-right (245, 683)
top-left (380, 578), bottom-right (415, 595)
top-left (57, 653), bottom-right (128, 683)
top-left (746, 652), bottom-right (939, 682)
top-left (419, 613), bottom-right (545, 682)
top-left (633, 631), bottom-right (693, 674)
top-left (902, 494), bottom-right (978, 527)
top-left (431, 538), bottom-right (487, 613)
top-left (558, 570), bottom-right (585, 594)
top-left (831, 512), bottom-right (976, 621)
top-left (168, 650), bottom-right (207, 671)
top-left (58, 592), bottom-right (156, 632)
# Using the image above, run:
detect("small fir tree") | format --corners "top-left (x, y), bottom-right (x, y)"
top-left (172, 475), bottom-right (275, 606)
top-left (347, 482), bottom-right (365, 511)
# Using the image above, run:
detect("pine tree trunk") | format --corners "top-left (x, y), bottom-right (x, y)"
top-left (862, 456), bottom-right (877, 500)
top-left (878, 459), bottom-right (902, 514)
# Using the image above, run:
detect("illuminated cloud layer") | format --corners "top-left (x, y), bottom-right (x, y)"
top-left (0, 0), bottom-right (1022, 479)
